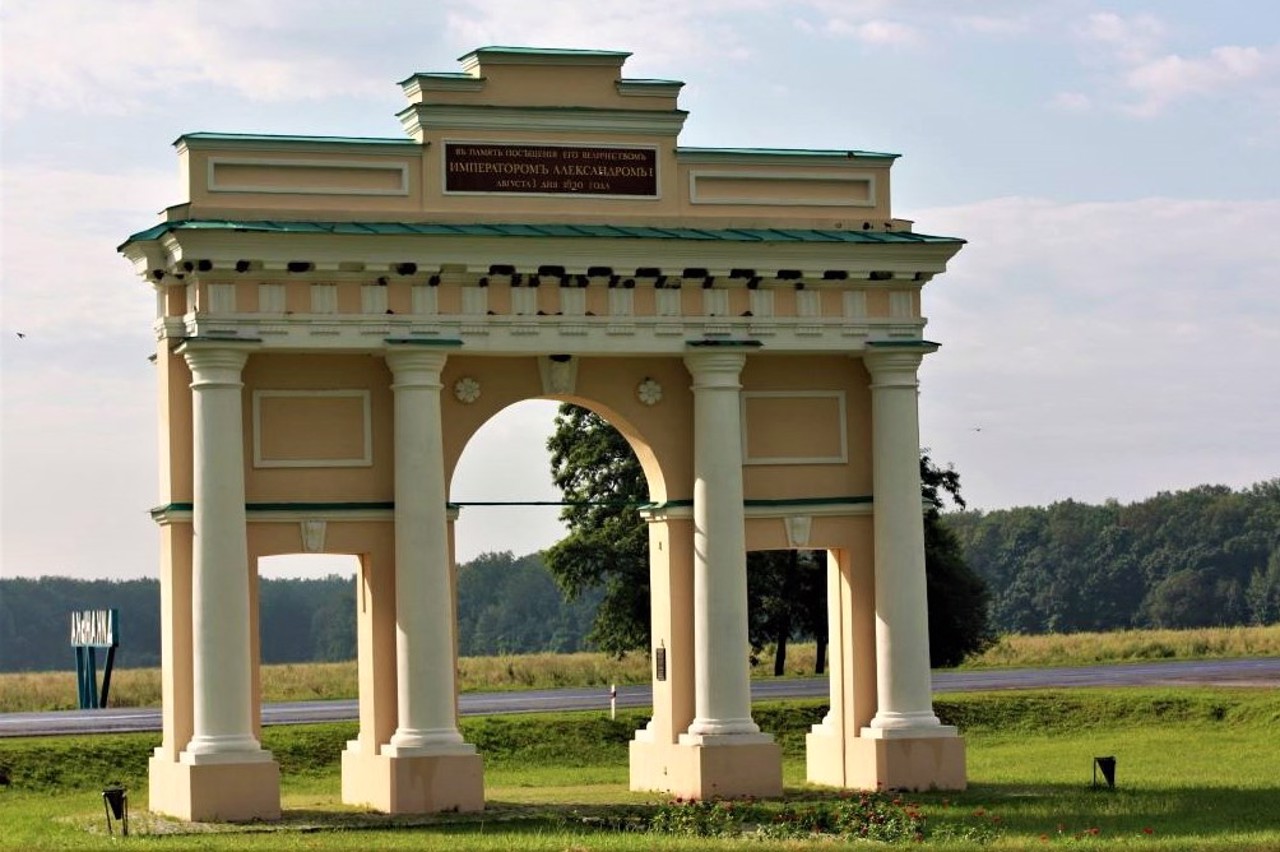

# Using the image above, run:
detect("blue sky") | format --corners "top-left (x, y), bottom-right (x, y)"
top-left (2, 0), bottom-right (1278, 579)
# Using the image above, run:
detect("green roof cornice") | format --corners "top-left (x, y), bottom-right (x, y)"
top-left (120, 220), bottom-right (964, 252)
top-left (678, 146), bottom-right (900, 161)
top-left (175, 132), bottom-right (419, 149)
top-left (460, 46), bottom-right (631, 61)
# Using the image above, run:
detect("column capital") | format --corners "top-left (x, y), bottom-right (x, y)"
top-left (862, 344), bottom-right (935, 389)
top-left (386, 348), bottom-right (450, 389)
top-left (683, 350), bottom-right (746, 388)
top-left (179, 341), bottom-right (257, 387)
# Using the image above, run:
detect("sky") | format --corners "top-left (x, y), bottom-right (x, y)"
top-left (2, 0), bottom-right (1278, 581)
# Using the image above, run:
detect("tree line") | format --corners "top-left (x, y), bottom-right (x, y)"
top-left (2, 476), bottom-right (1274, 674)
top-left (944, 480), bottom-right (1280, 634)
top-left (0, 553), bottom-right (607, 674)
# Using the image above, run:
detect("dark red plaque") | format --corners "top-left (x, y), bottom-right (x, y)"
top-left (445, 143), bottom-right (658, 196)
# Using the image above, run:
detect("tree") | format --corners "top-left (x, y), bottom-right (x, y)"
top-left (545, 404), bottom-right (992, 668)
top-left (746, 549), bottom-right (826, 675)
top-left (920, 453), bottom-right (994, 667)
top-left (544, 406), bottom-right (652, 656)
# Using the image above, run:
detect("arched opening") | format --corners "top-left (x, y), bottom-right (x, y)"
top-left (448, 396), bottom-right (665, 659)
top-left (450, 399), bottom-right (566, 565)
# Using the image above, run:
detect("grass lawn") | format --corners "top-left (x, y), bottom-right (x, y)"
top-left (2, 689), bottom-right (1278, 850)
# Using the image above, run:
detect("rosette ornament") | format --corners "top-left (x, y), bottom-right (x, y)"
top-left (637, 377), bottom-right (663, 406)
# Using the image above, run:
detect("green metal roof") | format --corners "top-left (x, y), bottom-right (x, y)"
top-left (621, 78), bottom-right (685, 86)
top-left (176, 131), bottom-right (418, 148)
top-left (121, 220), bottom-right (964, 251)
top-left (678, 146), bottom-right (900, 160)
top-left (461, 46), bottom-right (632, 60)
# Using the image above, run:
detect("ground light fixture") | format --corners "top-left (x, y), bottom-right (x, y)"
top-left (102, 783), bottom-right (128, 836)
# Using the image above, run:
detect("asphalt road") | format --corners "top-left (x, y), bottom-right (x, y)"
top-left (2, 657), bottom-right (1275, 738)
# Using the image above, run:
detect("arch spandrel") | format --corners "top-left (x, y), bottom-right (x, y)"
top-left (440, 355), bottom-right (686, 503)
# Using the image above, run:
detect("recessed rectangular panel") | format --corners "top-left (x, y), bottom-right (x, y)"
top-left (209, 158), bottom-right (409, 196)
top-left (742, 392), bottom-right (847, 465)
top-left (253, 390), bottom-right (372, 468)
top-left (690, 171), bottom-right (874, 207)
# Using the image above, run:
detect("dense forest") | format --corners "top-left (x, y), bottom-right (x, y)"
top-left (946, 481), bottom-right (1280, 634)
top-left (2, 480), bottom-right (1276, 673)
top-left (0, 552), bottom-right (599, 673)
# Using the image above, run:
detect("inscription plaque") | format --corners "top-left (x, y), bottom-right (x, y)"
top-left (445, 143), bottom-right (658, 197)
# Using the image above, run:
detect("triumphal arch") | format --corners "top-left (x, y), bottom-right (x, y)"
top-left (121, 47), bottom-right (966, 821)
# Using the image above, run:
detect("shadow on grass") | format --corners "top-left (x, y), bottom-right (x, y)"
top-left (919, 780), bottom-right (1280, 843)
top-left (112, 781), bottom-right (1280, 846)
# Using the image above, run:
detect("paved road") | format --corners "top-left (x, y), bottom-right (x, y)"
top-left (2, 657), bottom-right (1275, 738)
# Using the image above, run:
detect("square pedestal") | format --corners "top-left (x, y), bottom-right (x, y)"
top-left (342, 744), bottom-right (484, 813)
top-left (805, 723), bottom-right (845, 787)
top-left (630, 737), bottom-right (783, 800)
top-left (148, 753), bottom-right (281, 821)
top-left (846, 734), bottom-right (967, 792)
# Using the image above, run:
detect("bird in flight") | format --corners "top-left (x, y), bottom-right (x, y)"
top-left (15, 332), bottom-right (26, 339)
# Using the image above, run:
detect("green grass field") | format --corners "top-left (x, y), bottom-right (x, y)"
top-left (2, 688), bottom-right (1278, 850)
top-left (3, 623), bottom-right (1278, 714)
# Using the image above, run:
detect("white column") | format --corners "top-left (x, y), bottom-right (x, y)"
top-left (181, 343), bottom-right (269, 762)
top-left (862, 347), bottom-right (953, 737)
top-left (681, 350), bottom-right (763, 740)
top-left (384, 349), bottom-right (472, 756)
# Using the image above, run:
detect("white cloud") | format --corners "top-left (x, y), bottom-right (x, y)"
top-left (916, 196), bottom-right (1280, 509)
top-left (1124, 45), bottom-right (1276, 117)
top-left (1078, 11), bottom-right (1165, 64)
top-left (1049, 91), bottom-right (1092, 112)
top-left (1, 166), bottom-right (170, 337)
top-left (441, 0), bottom-right (774, 72)
top-left (1071, 11), bottom-right (1279, 117)
top-left (951, 14), bottom-right (1031, 37)
top-left (824, 18), bottom-right (921, 46)
top-left (0, 0), bottom-right (388, 120)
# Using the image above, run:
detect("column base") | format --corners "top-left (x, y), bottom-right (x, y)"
top-left (805, 718), bottom-right (845, 788)
top-left (845, 734), bottom-right (967, 792)
top-left (341, 741), bottom-right (484, 813)
top-left (630, 735), bottom-right (782, 800)
top-left (148, 751), bottom-right (281, 821)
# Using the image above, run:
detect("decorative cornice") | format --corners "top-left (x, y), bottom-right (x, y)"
top-left (397, 104), bottom-right (688, 137)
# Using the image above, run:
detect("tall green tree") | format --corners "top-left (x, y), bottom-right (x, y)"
top-left (544, 404), bottom-right (992, 668)
top-left (920, 453), bottom-right (994, 667)
top-left (544, 405), bottom-right (652, 656)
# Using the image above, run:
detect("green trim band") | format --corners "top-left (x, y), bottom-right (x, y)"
top-left (152, 501), bottom-right (395, 516)
top-left (866, 339), bottom-right (941, 350)
top-left (176, 132), bottom-right (420, 148)
top-left (678, 145), bottom-right (900, 160)
top-left (120, 219), bottom-right (965, 252)
top-left (644, 496), bottom-right (873, 510)
top-left (154, 496), bottom-right (873, 517)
